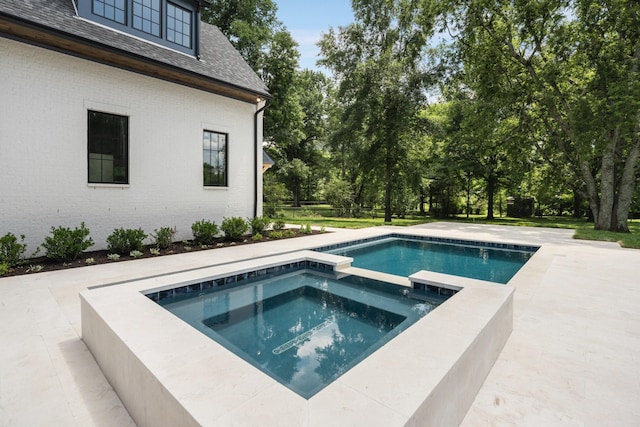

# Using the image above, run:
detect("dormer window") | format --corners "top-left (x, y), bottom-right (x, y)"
top-left (133, 0), bottom-right (161, 37)
top-left (167, 2), bottom-right (192, 48)
top-left (78, 0), bottom-right (202, 55)
top-left (93, 0), bottom-right (126, 24)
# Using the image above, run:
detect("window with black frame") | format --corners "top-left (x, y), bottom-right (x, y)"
top-left (88, 111), bottom-right (129, 184)
top-left (77, 0), bottom-right (198, 55)
top-left (133, 0), bottom-right (161, 37)
top-left (167, 2), bottom-right (192, 48)
top-left (92, 0), bottom-right (126, 24)
top-left (203, 130), bottom-right (227, 187)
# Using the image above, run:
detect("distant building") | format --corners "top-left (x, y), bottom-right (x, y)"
top-left (0, 0), bottom-right (270, 250)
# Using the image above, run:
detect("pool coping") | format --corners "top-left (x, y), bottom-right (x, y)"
top-left (313, 232), bottom-right (540, 254)
top-left (12, 222), bottom-right (635, 426)
top-left (81, 249), bottom-right (515, 426)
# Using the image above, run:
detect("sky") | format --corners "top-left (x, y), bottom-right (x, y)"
top-left (274, 0), bottom-right (355, 70)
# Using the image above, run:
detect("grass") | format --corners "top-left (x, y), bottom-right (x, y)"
top-left (573, 222), bottom-right (640, 248)
top-left (277, 205), bottom-right (640, 249)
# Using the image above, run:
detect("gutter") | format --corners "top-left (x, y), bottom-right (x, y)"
top-left (254, 98), bottom-right (271, 218)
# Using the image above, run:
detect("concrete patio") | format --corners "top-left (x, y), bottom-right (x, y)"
top-left (1, 223), bottom-right (639, 426)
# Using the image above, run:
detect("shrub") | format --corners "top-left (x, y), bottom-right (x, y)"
top-left (269, 231), bottom-right (283, 239)
top-left (106, 228), bottom-right (147, 254)
top-left (26, 264), bottom-right (43, 273)
top-left (324, 178), bottom-right (353, 217)
top-left (0, 263), bottom-right (9, 276)
top-left (283, 229), bottom-right (296, 238)
top-left (248, 216), bottom-right (270, 235)
top-left (191, 220), bottom-right (219, 245)
top-left (300, 223), bottom-right (313, 234)
top-left (129, 250), bottom-right (143, 258)
top-left (221, 217), bottom-right (249, 241)
top-left (107, 253), bottom-right (121, 261)
top-left (0, 232), bottom-right (28, 267)
top-left (152, 226), bottom-right (175, 249)
top-left (42, 222), bottom-right (94, 262)
top-left (272, 219), bottom-right (286, 231)
top-left (251, 233), bottom-right (263, 241)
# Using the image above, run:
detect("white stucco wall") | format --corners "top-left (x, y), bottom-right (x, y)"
top-left (0, 37), bottom-right (264, 252)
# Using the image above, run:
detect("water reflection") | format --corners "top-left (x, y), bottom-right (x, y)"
top-left (203, 285), bottom-right (407, 397)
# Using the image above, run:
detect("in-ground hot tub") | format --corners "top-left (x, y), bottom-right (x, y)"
top-left (154, 269), bottom-right (449, 399)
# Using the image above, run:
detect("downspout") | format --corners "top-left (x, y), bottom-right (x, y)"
top-left (195, 3), bottom-right (201, 59)
top-left (254, 98), bottom-right (271, 218)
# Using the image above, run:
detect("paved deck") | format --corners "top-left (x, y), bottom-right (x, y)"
top-left (1, 223), bottom-right (638, 426)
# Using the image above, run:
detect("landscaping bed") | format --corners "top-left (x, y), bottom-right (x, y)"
top-left (2, 228), bottom-right (324, 277)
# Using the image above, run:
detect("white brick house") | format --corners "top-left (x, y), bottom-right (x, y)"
top-left (0, 0), bottom-right (270, 251)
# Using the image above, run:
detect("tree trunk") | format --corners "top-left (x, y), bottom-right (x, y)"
top-left (486, 172), bottom-right (496, 220)
top-left (292, 178), bottom-right (301, 207)
top-left (466, 173), bottom-right (471, 219)
top-left (594, 132), bottom-right (617, 229)
top-left (612, 134), bottom-right (640, 232)
top-left (572, 189), bottom-right (582, 218)
top-left (384, 158), bottom-right (392, 223)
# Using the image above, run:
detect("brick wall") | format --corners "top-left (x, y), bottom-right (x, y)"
top-left (0, 37), bottom-right (263, 251)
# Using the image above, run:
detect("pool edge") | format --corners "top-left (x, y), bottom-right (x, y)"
top-left (81, 252), bottom-right (514, 426)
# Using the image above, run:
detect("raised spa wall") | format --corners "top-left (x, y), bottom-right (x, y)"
top-left (81, 250), bottom-right (513, 426)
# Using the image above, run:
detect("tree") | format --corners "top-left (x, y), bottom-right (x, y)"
top-left (262, 31), bottom-right (304, 149)
top-left (441, 0), bottom-right (640, 231)
top-left (319, 0), bottom-right (438, 222)
top-left (278, 158), bottom-right (310, 207)
top-left (202, 0), bottom-right (280, 70)
top-left (205, 3), bottom-right (320, 207)
top-left (324, 177), bottom-right (354, 217)
top-left (297, 70), bottom-right (332, 200)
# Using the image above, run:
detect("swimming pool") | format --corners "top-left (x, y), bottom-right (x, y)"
top-left (82, 246), bottom-right (517, 426)
top-left (322, 236), bottom-right (536, 283)
top-left (157, 269), bottom-right (449, 398)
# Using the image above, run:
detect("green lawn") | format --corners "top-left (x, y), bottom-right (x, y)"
top-left (278, 206), bottom-right (640, 249)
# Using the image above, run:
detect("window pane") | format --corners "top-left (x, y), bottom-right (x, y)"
top-left (88, 111), bottom-right (128, 184)
top-left (133, 0), bottom-right (161, 36)
top-left (167, 2), bottom-right (192, 48)
top-left (93, 0), bottom-right (125, 24)
top-left (105, 5), bottom-right (115, 20)
top-left (203, 130), bottom-right (227, 187)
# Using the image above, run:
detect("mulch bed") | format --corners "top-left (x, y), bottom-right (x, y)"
top-left (3, 229), bottom-right (324, 277)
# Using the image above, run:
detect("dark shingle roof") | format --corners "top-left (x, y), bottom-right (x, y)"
top-left (0, 0), bottom-right (269, 100)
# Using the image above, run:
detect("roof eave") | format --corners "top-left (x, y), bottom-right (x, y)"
top-left (0, 12), bottom-right (271, 104)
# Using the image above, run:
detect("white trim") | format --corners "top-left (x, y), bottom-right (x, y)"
top-left (87, 183), bottom-right (131, 189)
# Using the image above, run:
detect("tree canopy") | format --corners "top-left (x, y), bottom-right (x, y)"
top-left (319, 0), bottom-right (439, 222)
top-left (206, 0), bottom-right (640, 232)
top-left (440, 0), bottom-right (640, 231)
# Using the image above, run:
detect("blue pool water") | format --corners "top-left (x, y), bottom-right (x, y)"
top-left (158, 271), bottom-right (448, 398)
top-left (326, 237), bottom-right (534, 284)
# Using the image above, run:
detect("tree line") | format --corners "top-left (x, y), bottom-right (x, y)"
top-left (203, 0), bottom-right (640, 233)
